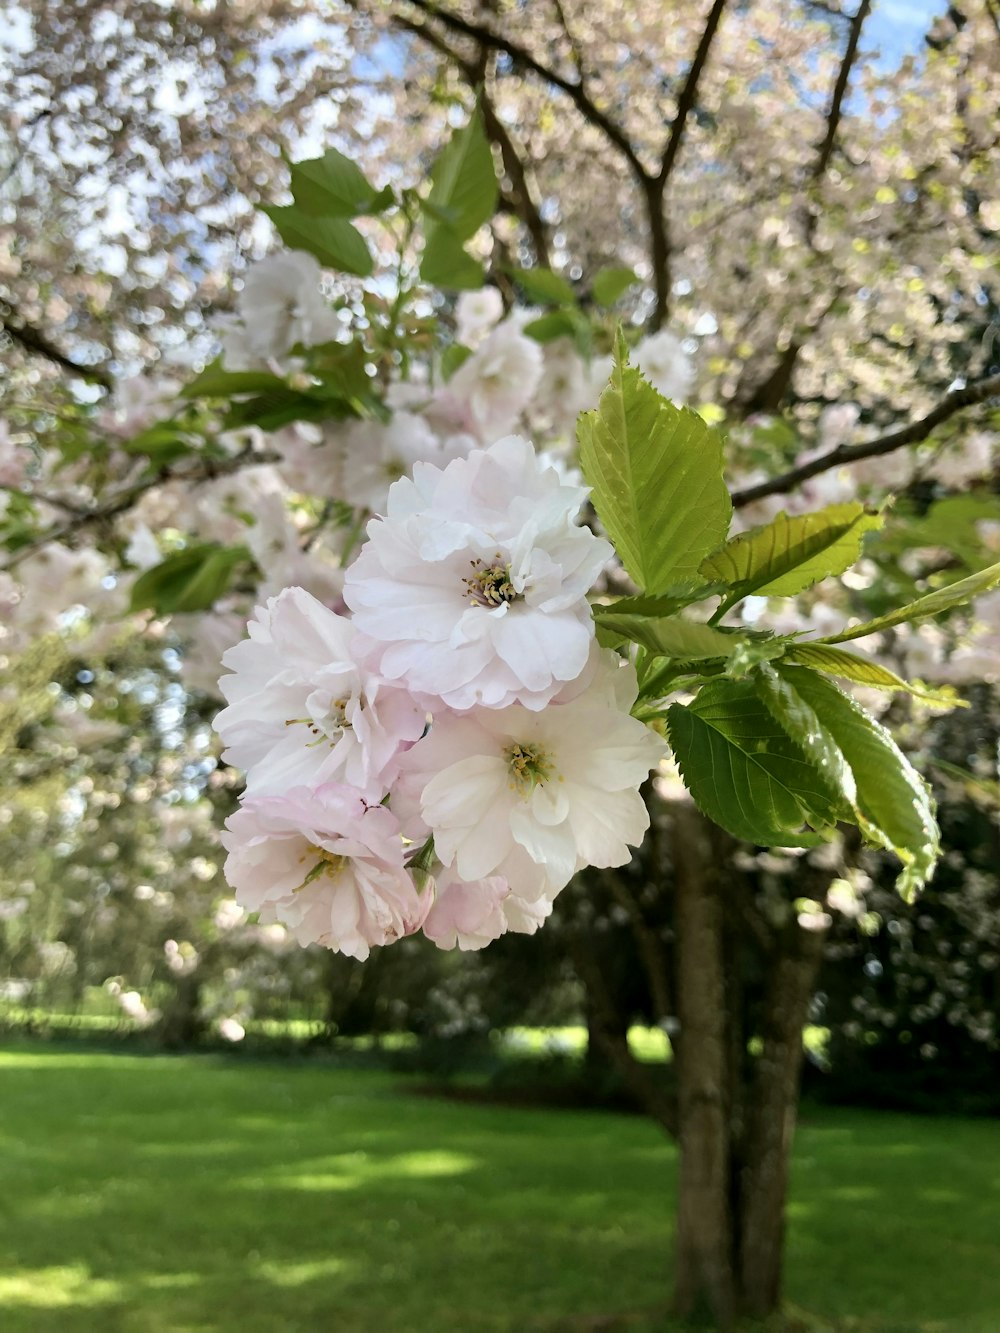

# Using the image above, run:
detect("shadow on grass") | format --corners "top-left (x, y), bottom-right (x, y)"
top-left (0, 1048), bottom-right (998, 1333)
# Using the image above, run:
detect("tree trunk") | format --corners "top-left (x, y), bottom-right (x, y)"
top-left (737, 920), bottom-right (826, 1316)
top-left (667, 801), bottom-right (827, 1325)
top-left (671, 803), bottom-right (736, 1329)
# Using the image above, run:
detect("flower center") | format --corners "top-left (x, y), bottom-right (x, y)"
top-left (297, 844), bottom-right (348, 891)
top-left (463, 555), bottom-right (518, 608)
top-left (504, 741), bottom-right (552, 793)
top-left (285, 697), bottom-right (351, 746)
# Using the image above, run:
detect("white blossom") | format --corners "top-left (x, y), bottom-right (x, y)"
top-left (399, 650), bottom-right (666, 899)
top-left (445, 317), bottom-right (545, 441)
top-left (633, 329), bottom-right (695, 404)
top-left (221, 251), bottom-right (340, 369)
top-left (343, 435), bottom-right (612, 711)
top-left (214, 586), bottom-right (426, 798)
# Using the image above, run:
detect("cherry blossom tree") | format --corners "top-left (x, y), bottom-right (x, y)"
top-left (3, 2), bottom-right (1000, 1328)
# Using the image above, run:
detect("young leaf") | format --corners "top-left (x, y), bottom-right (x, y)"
top-left (288, 147), bottom-right (393, 217)
top-left (419, 112), bottom-right (497, 291)
top-left (594, 611), bottom-right (742, 660)
top-left (591, 585), bottom-right (728, 618)
top-left (118, 425), bottom-right (199, 464)
top-left (508, 266), bottom-right (577, 307)
top-left (785, 642), bottom-right (965, 708)
top-left (220, 388), bottom-right (359, 432)
top-left (776, 666), bottom-right (940, 897)
top-left (419, 228), bottom-right (484, 290)
top-left (666, 678), bottom-right (841, 847)
top-left (700, 503), bottom-right (883, 605)
top-left (522, 311), bottom-right (578, 343)
top-left (577, 331), bottom-right (732, 592)
top-left (424, 109), bottom-right (498, 243)
top-left (753, 664), bottom-right (858, 822)
top-left (129, 544), bottom-right (249, 616)
top-left (181, 360), bottom-right (289, 399)
top-left (260, 206), bottom-right (374, 277)
top-left (441, 343), bottom-right (474, 380)
top-left (874, 492), bottom-right (1000, 569)
top-left (592, 266), bottom-right (639, 306)
top-left (821, 559), bottom-right (1000, 644)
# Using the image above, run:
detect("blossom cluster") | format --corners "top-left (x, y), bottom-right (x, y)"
top-left (216, 432), bottom-right (665, 958)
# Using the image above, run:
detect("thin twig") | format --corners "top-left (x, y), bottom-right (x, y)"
top-left (399, 0), bottom-right (650, 182)
top-left (391, 12), bottom-right (551, 265)
top-left (732, 371), bottom-right (1000, 508)
top-left (657, 0), bottom-right (730, 187)
top-left (1, 447), bottom-right (281, 571)
top-left (2, 310), bottom-right (112, 390)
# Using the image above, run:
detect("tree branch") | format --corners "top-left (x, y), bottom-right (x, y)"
top-left (737, 0), bottom-right (870, 410)
top-left (550, 0), bottom-right (586, 83)
top-left (2, 309), bottom-right (111, 390)
top-left (731, 370), bottom-right (1000, 508)
top-left (1, 446), bottom-right (280, 571)
top-left (391, 12), bottom-right (551, 265)
top-left (398, 0), bottom-right (650, 184)
top-left (812, 0), bottom-right (872, 183)
top-left (658, 0), bottom-right (730, 186)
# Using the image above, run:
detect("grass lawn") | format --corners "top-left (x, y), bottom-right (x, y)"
top-left (0, 1045), bottom-right (997, 1333)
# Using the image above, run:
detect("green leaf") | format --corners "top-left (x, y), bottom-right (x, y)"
top-left (522, 309), bottom-right (593, 356)
top-left (523, 311), bottom-right (578, 341)
top-left (287, 147), bottom-right (393, 217)
top-left (591, 585), bottom-right (727, 618)
top-left (666, 678), bottom-right (839, 847)
top-left (118, 425), bottom-right (199, 464)
top-left (592, 266), bottom-right (638, 306)
top-left (875, 493), bottom-right (1000, 570)
top-left (509, 266), bottom-right (577, 307)
top-left (723, 635), bottom-right (793, 680)
top-left (577, 330), bottom-right (732, 592)
top-left (776, 666), bottom-right (940, 897)
top-left (594, 612), bottom-right (742, 660)
top-left (306, 340), bottom-right (376, 401)
top-left (753, 664), bottom-right (857, 826)
top-left (420, 227), bottom-right (484, 290)
top-left (220, 388), bottom-right (359, 433)
top-left (424, 109), bottom-right (498, 242)
top-left (821, 559), bottom-right (1000, 644)
top-left (261, 206), bottom-right (373, 277)
top-left (785, 643), bottom-right (966, 708)
top-left (181, 360), bottom-right (289, 400)
top-left (419, 110), bottom-right (497, 292)
top-left (441, 343), bottom-right (474, 380)
top-left (129, 544), bottom-right (249, 615)
top-left (700, 503), bottom-right (883, 606)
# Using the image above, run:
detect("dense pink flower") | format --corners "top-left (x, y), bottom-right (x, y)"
top-left (222, 785), bottom-right (429, 959)
top-left (421, 867), bottom-right (554, 950)
top-left (214, 587), bottom-right (426, 798)
top-left (422, 871), bottom-right (511, 951)
top-left (343, 435), bottom-right (612, 711)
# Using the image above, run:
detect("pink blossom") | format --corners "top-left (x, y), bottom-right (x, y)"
top-left (214, 586), bottom-right (426, 797)
top-left (222, 785), bottom-right (429, 959)
top-left (422, 871), bottom-right (511, 951)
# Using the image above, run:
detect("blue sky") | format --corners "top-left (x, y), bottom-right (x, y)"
top-left (866, 0), bottom-right (950, 63)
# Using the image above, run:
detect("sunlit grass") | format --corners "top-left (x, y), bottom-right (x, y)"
top-left (1, 1045), bottom-right (997, 1333)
